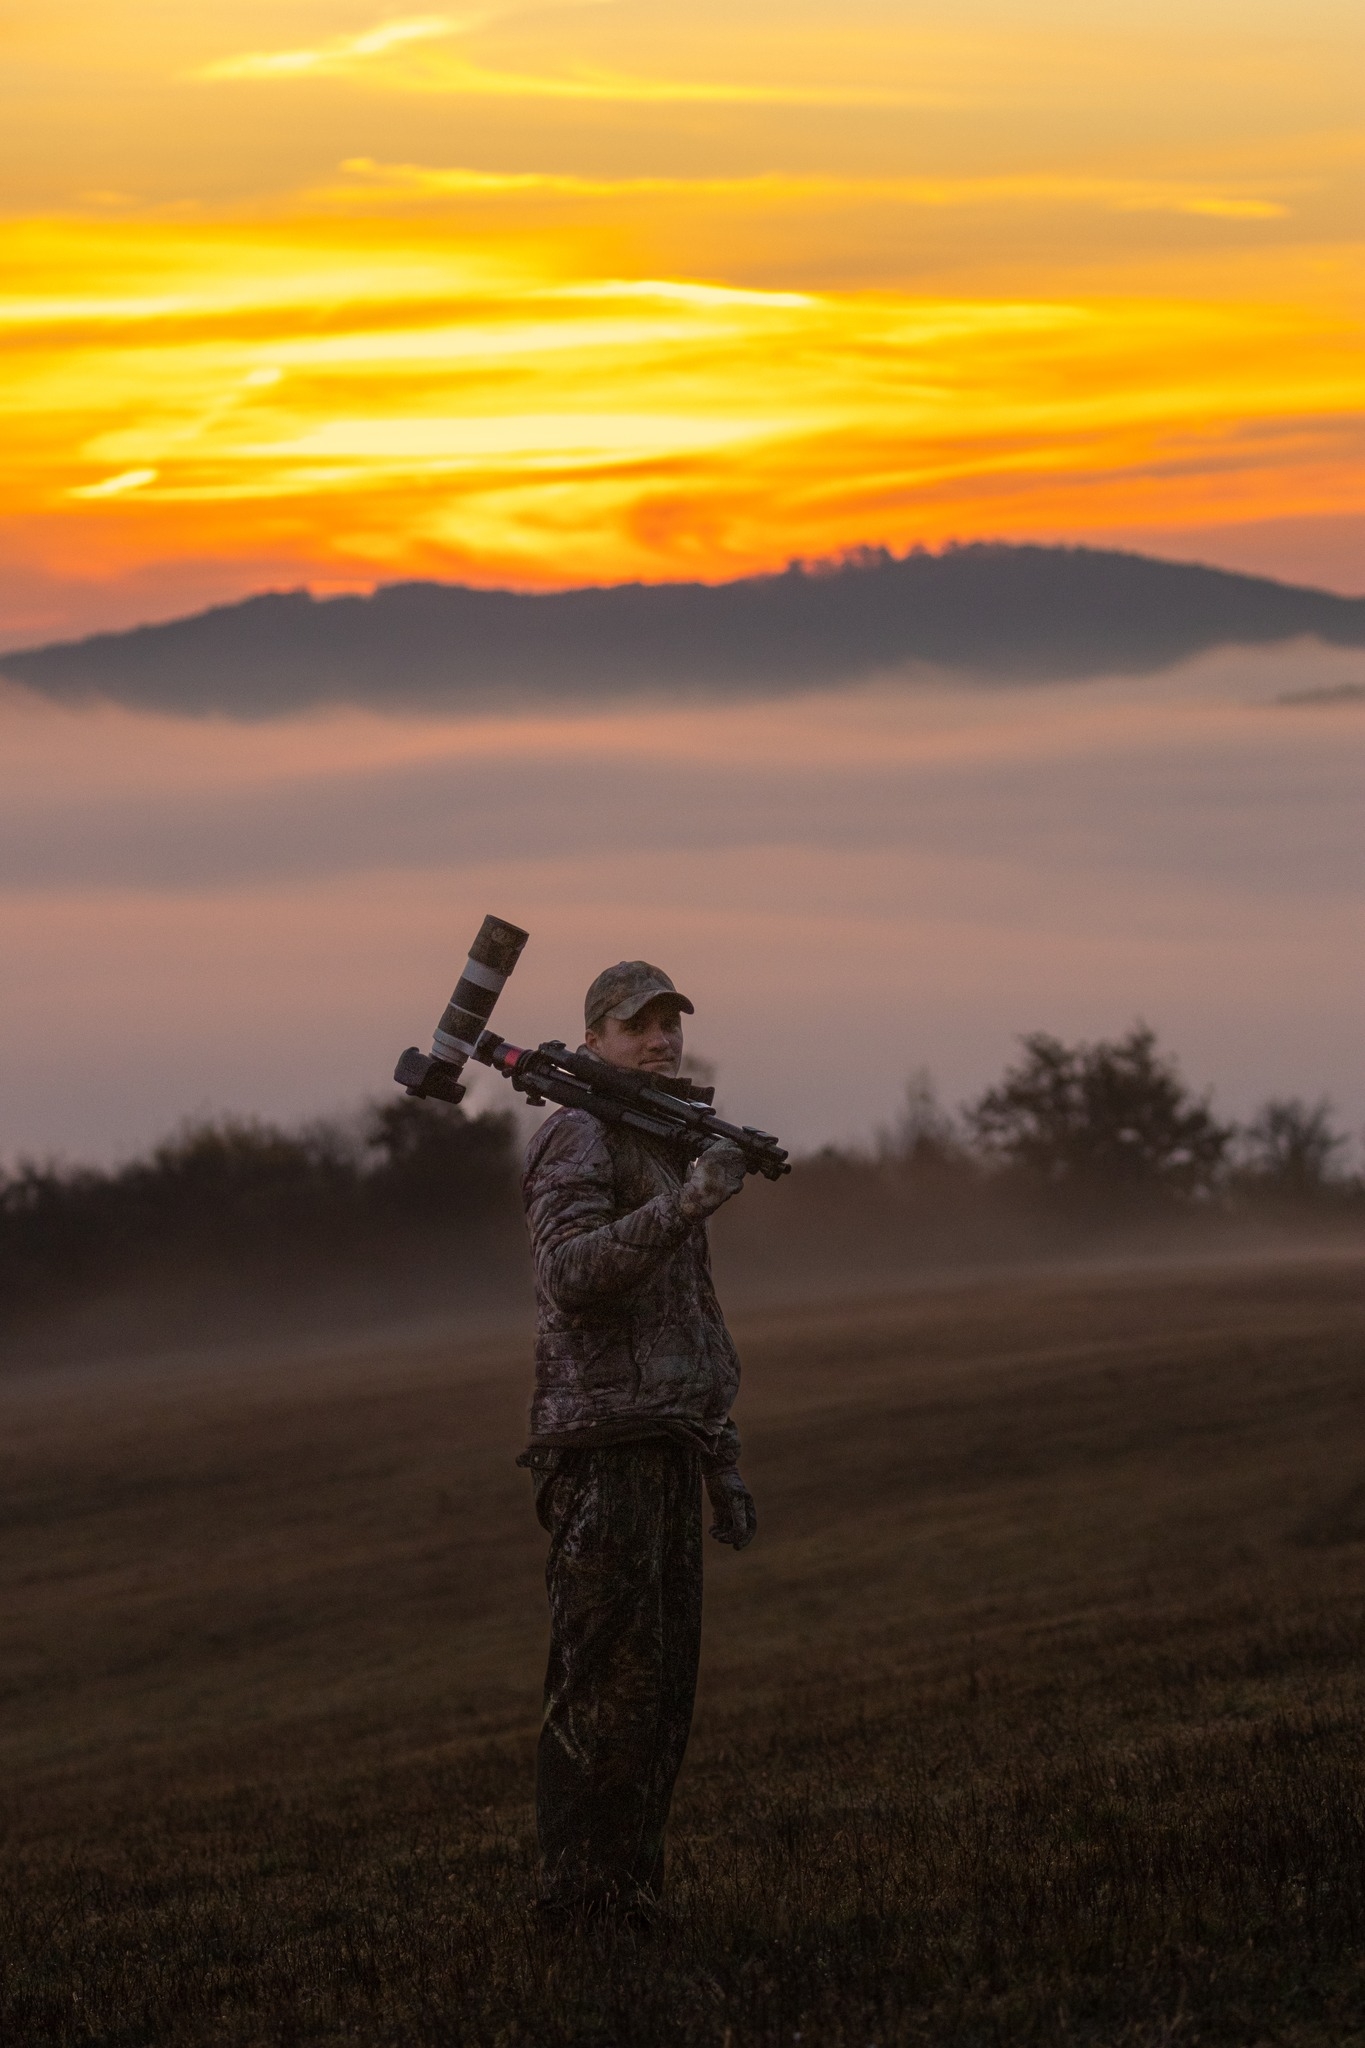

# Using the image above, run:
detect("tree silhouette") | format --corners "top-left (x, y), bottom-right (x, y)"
top-left (968, 1026), bottom-right (1232, 1202)
top-left (1240, 1097), bottom-right (1347, 1198)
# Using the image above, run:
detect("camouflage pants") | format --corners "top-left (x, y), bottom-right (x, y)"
top-left (529, 1438), bottom-right (703, 1912)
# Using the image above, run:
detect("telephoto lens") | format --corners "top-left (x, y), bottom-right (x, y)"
top-left (431, 916), bottom-right (531, 1068)
top-left (394, 914), bottom-right (530, 1104)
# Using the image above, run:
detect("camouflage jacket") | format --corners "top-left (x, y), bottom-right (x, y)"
top-left (522, 1105), bottom-right (741, 1464)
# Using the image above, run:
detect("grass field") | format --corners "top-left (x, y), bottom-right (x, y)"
top-left (3, 1251), bottom-right (1365, 2045)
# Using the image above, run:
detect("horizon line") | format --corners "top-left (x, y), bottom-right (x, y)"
top-left (7, 537), bottom-right (1362, 664)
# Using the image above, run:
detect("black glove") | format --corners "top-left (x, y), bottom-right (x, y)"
top-left (706, 1467), bottom-right (757, 1549)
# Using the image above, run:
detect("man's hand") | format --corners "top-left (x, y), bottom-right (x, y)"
top-left (706, 1467), bottom-right (757, 1549)
top-left (679, 1138), bottom-right (747, 1221)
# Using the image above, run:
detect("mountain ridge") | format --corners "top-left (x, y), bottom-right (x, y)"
top-left (4, 543), bottom-right (1362, 718)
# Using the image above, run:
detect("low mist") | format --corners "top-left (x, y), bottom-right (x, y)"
top-left (6, 1024), bottom-right (1361, 1371)
top-left (2, 636), bottom-right (1363, 1183)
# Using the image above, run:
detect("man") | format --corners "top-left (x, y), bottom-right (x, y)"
top-left (518, 958), bottom-right (756, 1923)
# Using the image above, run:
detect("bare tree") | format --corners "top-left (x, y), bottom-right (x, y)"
top-left (1239, 1097), bottom-right (1348, 1199)
top-left (878, 1069), bottom-right (966, 1171)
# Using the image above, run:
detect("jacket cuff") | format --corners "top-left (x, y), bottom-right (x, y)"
top-left (705, 1418), bottom-right (741, 1470)
top-left (612, 1186), bottom-right (693, 1252)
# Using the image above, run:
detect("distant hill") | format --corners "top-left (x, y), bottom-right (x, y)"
top-left (4, 544), bottom-right (1362, 717)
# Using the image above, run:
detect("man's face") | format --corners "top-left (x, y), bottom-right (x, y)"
top-left (586, 997), bottom-right (684, 1076)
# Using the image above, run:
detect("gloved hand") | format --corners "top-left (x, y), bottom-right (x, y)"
top-left (679, 1138), bottom-right (748, 1221)
top-left (706, 1467), bottom-right (757, 1549)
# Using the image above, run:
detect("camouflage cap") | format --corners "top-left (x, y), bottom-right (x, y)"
top-left (584, 960), bottom-right (695, 1032)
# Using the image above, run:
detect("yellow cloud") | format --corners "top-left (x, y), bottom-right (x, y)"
top-left (241, 410), bottom-right (806, 463)
top-left (2, 189), bottom-right (1359, 610)
top-left (333, 158), bottom-right (1291, 220)
top-left (70, 468), bottom-right (159, 499)
top-left (196, 30), bottom-right (971, 107)
top-left (198, 17), bottom-right (460, 83)
top-left (0, 0), bottom-right (1356, 646)
top-left (556, 280), bottom-right (815, 310)
top-left (390, 60), bottom-right (967, 105)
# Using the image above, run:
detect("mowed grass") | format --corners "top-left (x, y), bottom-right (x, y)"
top-left (3, 1254), bottom-right (1365, 2044)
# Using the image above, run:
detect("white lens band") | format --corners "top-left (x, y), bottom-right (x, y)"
top-left (458, 957), bottom-right (506, 994)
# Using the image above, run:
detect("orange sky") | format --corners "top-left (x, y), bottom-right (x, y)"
top-left (2, 0), bottom-right (1363, 641)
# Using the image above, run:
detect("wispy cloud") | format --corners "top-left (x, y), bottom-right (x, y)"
top-left (381, 62), bottom-right (967, 107)
top-left (331, 158), bottom-right (1291, 221)
top-left (5, 211), bottom-right (1359, 609)
top-left (198, 16), bottom-right (459, 82)
top-left (194, 15), bottom-right (971, 107)
top-left (70, 468), bottom-right (159, 500)
top-left (239, 409), bottom-right (813, 466)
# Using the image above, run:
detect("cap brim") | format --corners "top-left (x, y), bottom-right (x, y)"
top-left (606, 986), bottom-right (694, 1023)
